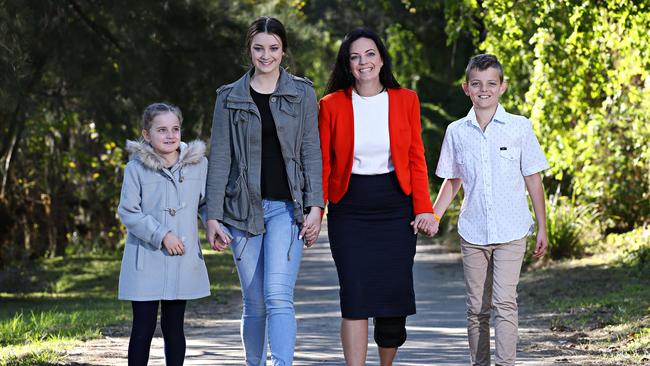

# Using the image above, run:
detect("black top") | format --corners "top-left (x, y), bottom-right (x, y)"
top-left (250, 87), bottom-right (292, 200)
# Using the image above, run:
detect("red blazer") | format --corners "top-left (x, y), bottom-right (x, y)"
top-left (319, 87), bottom-right (434, 215)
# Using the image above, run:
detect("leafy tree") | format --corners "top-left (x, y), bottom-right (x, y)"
top-left (447, 0), bottom-right (650, 230)
top-left (0, 0), bottom-right (252, 265)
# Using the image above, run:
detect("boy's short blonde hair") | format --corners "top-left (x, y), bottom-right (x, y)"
top-left (465, 54), bottom-right (504, 82)
top-left (141, 103), bottom-right (183, 131)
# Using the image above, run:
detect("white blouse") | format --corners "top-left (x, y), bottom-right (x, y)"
top-left (351, 90), bottom-right (394, 175)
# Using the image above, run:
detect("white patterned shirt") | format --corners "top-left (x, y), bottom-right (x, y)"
top-left (435, 104), bottom-right (549, 245)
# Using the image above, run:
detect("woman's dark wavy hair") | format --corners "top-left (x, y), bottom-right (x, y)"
top-left (324, 27), bottom-right (400, 96)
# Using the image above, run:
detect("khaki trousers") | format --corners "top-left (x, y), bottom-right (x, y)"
top-left (460, 237), bottom-right (526, 366)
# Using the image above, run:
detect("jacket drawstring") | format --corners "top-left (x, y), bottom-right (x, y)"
top-left (287, 224), bottom-right (297, 261)
top-left (236, 232), bottom-right (250, 261)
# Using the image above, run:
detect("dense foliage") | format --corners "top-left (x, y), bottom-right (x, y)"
top-left (1, 0), bottom-right (249, 264)
top-left (1, 0), bottom-right (648, 265)
top-left (449, 0), bottom-right (650, 232)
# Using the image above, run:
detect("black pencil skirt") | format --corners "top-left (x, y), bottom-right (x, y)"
top-left (327, 172), bottom-right (417, 318)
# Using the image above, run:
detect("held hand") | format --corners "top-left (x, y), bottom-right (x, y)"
top-left (300, 207), bottom-right (322, 247)
top-left (410, 213), bottom-right (438, 237)
top-left (532, 229), bottom-right (548, 259)
top-left (162, 232), bottom-right (185, 256)
top-left (425, 218), bottom-right (440, 237)
top-left (206, 219), bottom-right (232, 252)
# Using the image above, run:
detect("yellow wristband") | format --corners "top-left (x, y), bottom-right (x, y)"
top-left (433, 211), bottom-right (441, 223)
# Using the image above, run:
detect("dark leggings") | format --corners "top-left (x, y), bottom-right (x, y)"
top-left (128, 300), bottom-right (187, 366)
top-left (373, 316), bottom-right (407, 348)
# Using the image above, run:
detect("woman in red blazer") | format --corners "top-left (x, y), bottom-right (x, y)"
top-left (319, 28), bottom-right (436, 366)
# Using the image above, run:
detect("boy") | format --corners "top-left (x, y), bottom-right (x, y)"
top-left (431, 54), bottom-right (549, 366)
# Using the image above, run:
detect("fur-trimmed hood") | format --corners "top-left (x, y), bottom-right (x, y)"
top-left (125, 139), bottom-right (206, 171)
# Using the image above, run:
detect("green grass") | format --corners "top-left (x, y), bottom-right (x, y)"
top-left (1, 339), bottom-right (72, 365)
top-left (0, 245), bottom-right (239, 364)
top-left (519, 254), bottom-right (650, 364)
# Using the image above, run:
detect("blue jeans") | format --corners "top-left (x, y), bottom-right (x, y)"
top-left (227, 199), bottom-right (303, 366)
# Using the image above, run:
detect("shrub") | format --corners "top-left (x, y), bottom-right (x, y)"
top-left (607, 225), bottom-right (650, 274)
top-left (544, 193), bottom-right (601, 260)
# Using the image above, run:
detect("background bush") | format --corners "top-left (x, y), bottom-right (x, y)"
top-left (607, 226), bottom-right (650, 274)
top-left (545, 193), bottom-right (601, 260)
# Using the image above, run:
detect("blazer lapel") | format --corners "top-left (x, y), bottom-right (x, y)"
top-left (343, 88), bottom-right (354, 151)
top-left (387, 88), bottom-right (401, 157)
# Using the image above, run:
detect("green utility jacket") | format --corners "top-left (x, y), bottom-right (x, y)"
top-left (206, 68), bottom-right (323, 235)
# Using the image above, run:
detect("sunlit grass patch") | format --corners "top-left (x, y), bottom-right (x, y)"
top-left (547, 283), bottom-right (649, 330)
top-left (0, 255), bottom-right (128, 364)
top-left (519, 253), bottom-right (650, 364)
top-left (0, 245), bottom-right (239, 364)
top-left (0, 338), bottom-right (74, 365)
top-left (0, 303), bottom-right (126, 346)
top-left (625, 326), bottom-right (650, 349)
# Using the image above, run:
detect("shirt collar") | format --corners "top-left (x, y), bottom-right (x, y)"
top-left (465, 104), bottom-right (509, 128)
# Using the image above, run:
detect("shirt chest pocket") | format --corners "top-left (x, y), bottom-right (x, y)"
top-left (455, 145), bottom-right (480, 166)
top-left (453, 145), bottom-right (474, 180)
top-left (498, 146), bottom-right (521, 174)
top-left (498, 146), bottom-right (521, 161)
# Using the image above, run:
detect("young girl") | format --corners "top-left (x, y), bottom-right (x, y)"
top-left (205, 16), bottom-right (323, 365)
top-left (118, 103), bottom-right (210, 366)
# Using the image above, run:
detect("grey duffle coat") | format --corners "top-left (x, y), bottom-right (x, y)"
top-left (118, 140), bottom-right (210, 301)
top-left (206, 67), bottom-right (324, 235)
